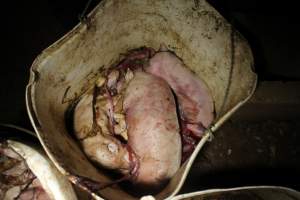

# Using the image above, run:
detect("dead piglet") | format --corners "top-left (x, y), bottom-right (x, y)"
top-left (146, 48), bottom-right (214, 161)
top-left (74, 90), bottom-right (132, 174)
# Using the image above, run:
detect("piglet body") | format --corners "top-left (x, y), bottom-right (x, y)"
top-left (124, 71), bottom-right (181, 186)
top-left (146, 51), bottom-right (214, 128)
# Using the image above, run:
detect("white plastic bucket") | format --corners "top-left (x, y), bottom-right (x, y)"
top-left (26, 0), bottom-right (257, 199)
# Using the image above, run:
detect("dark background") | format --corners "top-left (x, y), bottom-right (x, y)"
top-left (1, 0), bottom-right (299, 193)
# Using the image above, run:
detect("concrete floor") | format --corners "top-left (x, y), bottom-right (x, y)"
top-left (1, 0), bottom-right (299, 195)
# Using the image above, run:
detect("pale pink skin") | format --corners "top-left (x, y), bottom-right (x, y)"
top-left (74, 71), bottom-right (181, 185)
top-left (74, 47), bottom-right (214, 186)
top-left (124, 71), bottom-right (181, 185)
top-left (146, 50), bottom-right (214, 129)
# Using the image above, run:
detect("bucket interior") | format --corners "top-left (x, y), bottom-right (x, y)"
top-left (26, 0), bottom-right (257, 199)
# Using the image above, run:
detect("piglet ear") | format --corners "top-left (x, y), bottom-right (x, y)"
top-left (159, 43), bottom-right (168, 52)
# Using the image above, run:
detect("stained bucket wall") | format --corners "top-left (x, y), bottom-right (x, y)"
top-left (26, 0), bottom-right (257, 199)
